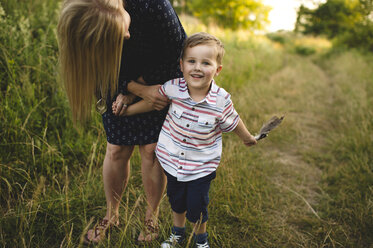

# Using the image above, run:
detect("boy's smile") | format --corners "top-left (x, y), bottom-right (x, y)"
top-left (180, 44), bottom-right (222, 100)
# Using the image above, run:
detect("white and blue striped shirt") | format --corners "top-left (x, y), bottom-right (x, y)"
top-left (155, 78), bottom-right (240, 182)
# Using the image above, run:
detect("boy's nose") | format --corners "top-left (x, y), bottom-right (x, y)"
top-left (194, 63), bottom-right (201, 71)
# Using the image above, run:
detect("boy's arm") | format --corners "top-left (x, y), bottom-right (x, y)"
top-left (233, 118), bottom-right (257, 146)
top-left (124, 100), bottom-right (155, 116)
top-left (127, 81), bottom-right (169, 110)
top-left (123, 79), bottom-right (172, 116)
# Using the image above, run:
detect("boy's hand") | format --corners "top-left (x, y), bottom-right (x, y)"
top-left (243, 135), bottom-right (257, 147)
top-left (112, 93), bottom-right (136, 116)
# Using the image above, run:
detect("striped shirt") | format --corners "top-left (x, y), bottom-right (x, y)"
top-left (155, 78), bottom-right (240, 182)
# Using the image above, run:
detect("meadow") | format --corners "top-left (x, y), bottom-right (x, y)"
top-left (1, 1), bottom-right (372, 247)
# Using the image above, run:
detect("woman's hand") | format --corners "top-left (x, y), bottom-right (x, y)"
top-left (112, 93), bottom-right (136, 116)
top-left (136, 76), bottom-right (169, 110)
top-left (142, 85), bottom-right (169, 110)
top-left (127, 77), bottom-right (169, 111)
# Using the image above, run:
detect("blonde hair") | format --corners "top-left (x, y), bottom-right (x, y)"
top-left (57, 0), bottom-right (126, 122)
top-left (181, 32), bottom-right (225, 65)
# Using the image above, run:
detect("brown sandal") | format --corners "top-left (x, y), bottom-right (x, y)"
top-left (137, 219), bottom-right (159, 242)
top-left (83, 219), bottom-right (118, 245)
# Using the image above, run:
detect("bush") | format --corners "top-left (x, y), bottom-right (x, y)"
top-left (336, 22), bottom-right (373, 52)
top-left (295, 45), bottom-right (316, 56)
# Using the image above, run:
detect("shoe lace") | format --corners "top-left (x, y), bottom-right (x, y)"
top-left (166, 233), bottom-right (183, 244)
top-left (196, 242), bottom-right (209, 248)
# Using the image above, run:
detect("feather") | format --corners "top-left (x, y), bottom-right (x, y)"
top-left (254, 115), bottom-right (285, 141)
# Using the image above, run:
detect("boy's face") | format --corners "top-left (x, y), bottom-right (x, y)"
top-left (180, 44), bottom-right (222, 95)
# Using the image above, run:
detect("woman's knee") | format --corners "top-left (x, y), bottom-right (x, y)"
top-left (139, 143), bottom-right (157, 161)
top-left (106, 143), bottom-right (134, 162)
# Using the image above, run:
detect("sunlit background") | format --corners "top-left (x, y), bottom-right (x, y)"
top-left (263, 0), bottom-right (326, 32)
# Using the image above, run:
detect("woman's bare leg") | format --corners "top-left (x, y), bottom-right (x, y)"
top-left (103, 143), bottom-right (134, 220)
top-left (138, 143), bottom-right (166, 241)
top-left (86, 142), bottom-right (134, 242)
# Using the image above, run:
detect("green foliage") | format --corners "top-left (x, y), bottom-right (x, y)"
top-left (266, 32), bottom-right (289, 44)
top-left (266, 31), bottom-right (332, 56)
top-left (336, 21), bottom-right (373, 50)
top-left (0, 0), bottom-right (106, 217)
top-left (294, 45), bottom-right (316, 56)
top-left (295, 0), bottom-right (373, 51)
top-left (296, 0), bottom-right (364, 38)
top-left (187, 0), bottom-right (270, 30)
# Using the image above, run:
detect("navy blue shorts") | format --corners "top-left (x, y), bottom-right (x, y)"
top-left (164, 171), bottom-right (216, 223)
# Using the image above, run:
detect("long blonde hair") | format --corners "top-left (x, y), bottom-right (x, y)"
top-left (57, 0), bottom-right (126, 122)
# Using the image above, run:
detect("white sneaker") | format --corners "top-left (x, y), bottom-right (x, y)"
top-left (160, 233), bottom-right (185, 248)
top-left (195, 241), bottom-right (210, 248)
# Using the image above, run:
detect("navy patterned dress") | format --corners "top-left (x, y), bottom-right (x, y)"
top-left (102, 0), bottom-right (186, 145)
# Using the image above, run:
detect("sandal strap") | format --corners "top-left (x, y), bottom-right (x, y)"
top-left (144, 219), bottom-right (159, 233)
top-left (94, 219), bottom-right (107, 237)
top-left (93, 218), bottom-right (117, 238)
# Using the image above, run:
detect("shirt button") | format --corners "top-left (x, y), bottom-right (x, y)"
top-left (179, 166), bottom-right (182, 169)
top-left (181, 152), bottom-right (184, 155)
top-left (205, 122), bottom-right (209, 125)
top-left (192, 107), bottom-right (195, 111)
top-left (183, 139), bottom-right (186, 142)
top-left (186, 124), bottom-right (190, 127)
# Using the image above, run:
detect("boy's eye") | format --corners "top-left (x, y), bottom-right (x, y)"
top-left (187, 60), bottom-right (195, 63)
top-left (203, 62), bottom-right (210, 65)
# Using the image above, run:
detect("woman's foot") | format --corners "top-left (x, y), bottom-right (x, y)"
top-left (83, 218), bottom-right (119, 245)
top-left (137, 219), bottom-right (159, 242)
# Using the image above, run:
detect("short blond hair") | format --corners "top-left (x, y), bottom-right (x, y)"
top-left (57, 0), bottom-right (126, 122)
top-left (181, 32), bottom-right (225, 65)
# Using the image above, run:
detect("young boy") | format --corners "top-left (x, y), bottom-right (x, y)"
top-left (113, 32), bottom-right (257, 247)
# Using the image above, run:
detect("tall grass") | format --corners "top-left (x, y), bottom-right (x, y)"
top-left (1, 1), bottom-right (373, 247)
top-left (0, 1), bottom-right (107, 246)
top-left (315, 51), bottom-right (373, 246)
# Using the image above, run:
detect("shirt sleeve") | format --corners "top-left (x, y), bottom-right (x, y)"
top-left (142, 0), bottom-right (186, 83)
top-left (219, 95), bottom-right (240, 133)
top-left (159, 82), bottom-right (168, 98)
top-left (158, 79), bottom-right (174, 99)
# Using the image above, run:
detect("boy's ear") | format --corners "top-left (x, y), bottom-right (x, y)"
top-left (215, 65), bottom-right (223, 76)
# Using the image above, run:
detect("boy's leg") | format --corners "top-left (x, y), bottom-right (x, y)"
top-left (161, 211), bottom-right (186, 247)
top-left (192, 221), bottom-right (208, 246)
top-left (186, 172), bottom-right (216, 247)
top-left (193, 221), bottom-right (206, 235)
top-left (161, 172), bottom-right (188, 247)
top-left (173, 211), bottom-right (187, 228)
top-left (185, 172), bottom-right (216, 224)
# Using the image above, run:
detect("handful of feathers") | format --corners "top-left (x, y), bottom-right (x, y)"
top-left (254, 115), bottom-right (285, 141)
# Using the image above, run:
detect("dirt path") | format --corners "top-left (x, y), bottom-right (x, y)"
top-left (257, 55), bottom-right (335, 247)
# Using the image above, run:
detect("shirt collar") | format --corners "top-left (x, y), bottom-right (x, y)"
top-left (205, 80), bottom-right (219, 105)
top-left (178, 78), bottom-right (219, 105)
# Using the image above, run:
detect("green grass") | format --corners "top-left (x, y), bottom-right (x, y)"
top-left (1, 1), bottom-right (373, 247)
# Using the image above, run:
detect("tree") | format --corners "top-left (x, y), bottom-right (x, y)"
top-left (295, 0), bottom-right (373, 51)
top-left (186, 0), bottom-right (270, 30)
top-left (295, 0), bottom-right (364, 38)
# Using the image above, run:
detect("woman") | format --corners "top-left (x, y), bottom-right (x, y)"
top-left (57, 0), bottom-right (186, 244)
